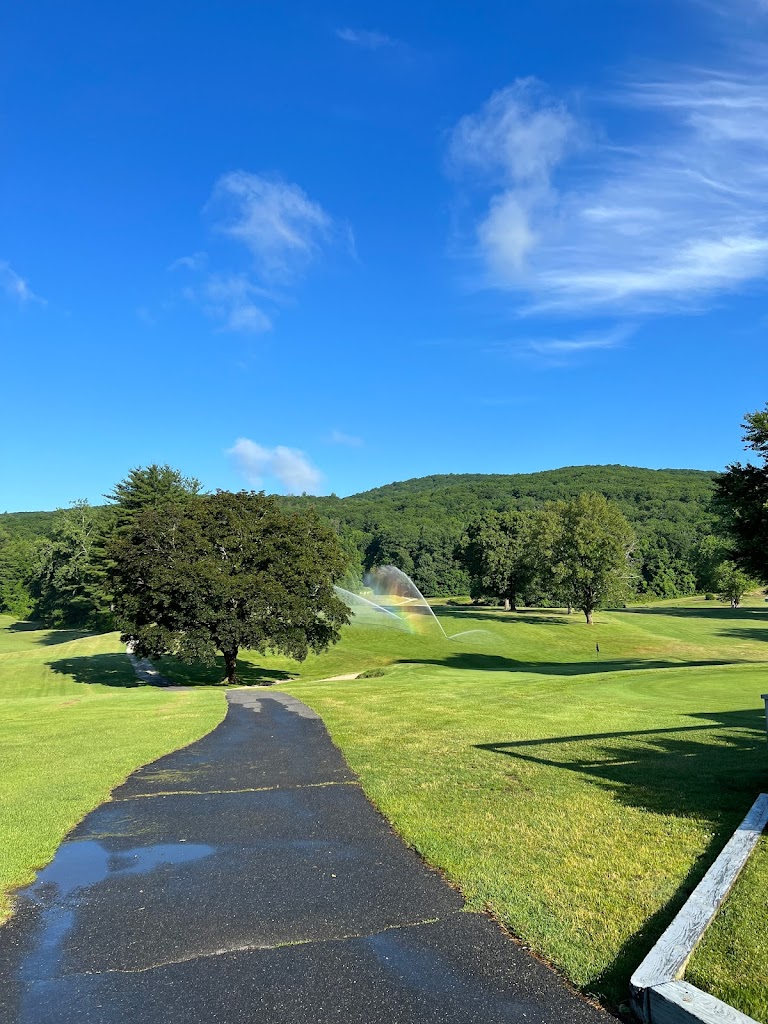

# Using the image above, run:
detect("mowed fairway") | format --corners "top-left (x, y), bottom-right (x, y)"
top-left (0, 615), bottom-right (225, 923)
top-left (1, 599), bottom-right (767, 1018)
top-left (243, 597), bottom-right (768, 1014)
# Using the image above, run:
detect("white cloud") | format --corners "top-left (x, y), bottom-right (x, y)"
top-left (521, 323), bottom-right (635, 361)
top-left (168, 252), bottom-right (207, 272)
top-left (450, 64), bottom-right (768, 314)
top-left (329, 429), bottom-right (363, 447)
top-left (173, 172), bottom-right (338, 334)
top-left (336, 27), bottom-right (395, 49)
top-left (0, 262), bottom-right (45, 305)
top-left (201, 274), bottom-right (272, 333)
top-left (227, 438), bottom-right (323, 494)
top-left (449, 79), bottom-right (578, 185)
top-left (210, 171), bottom-right (333, 283)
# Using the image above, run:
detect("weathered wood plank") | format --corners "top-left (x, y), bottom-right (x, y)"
top-left (631, 793), bottom-right (768, 1007)
top-left (648, 982), bottom-right (759, 1024)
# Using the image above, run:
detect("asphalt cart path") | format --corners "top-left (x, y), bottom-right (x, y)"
top-left (0, 690), bottom-right (611, 1024)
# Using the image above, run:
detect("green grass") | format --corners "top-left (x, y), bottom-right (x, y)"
top-left (220, 595), bottom-right (767, 1014)
top-left (1, 596), bottom-right (767, 1018)
top-left (0, 614), bottom-right (225, 922)
top-left (687, 835), bottom-right (768, 1021)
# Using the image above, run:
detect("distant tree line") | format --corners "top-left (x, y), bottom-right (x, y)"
top-left (2, 434), bottom-right (767, 630)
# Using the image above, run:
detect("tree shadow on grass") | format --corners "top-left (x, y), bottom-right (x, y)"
top-left (433, 605), bottom-right (573, 627)
top-left (401, 652), bottom-right (735, 676)
top-left (156, 655), bottom-right (297, 687)
top-left (48, 654), bottom-right (142, 687)
top-left (718, 626), bottom-right (768, 644)
top-left (475, 707), bottom-right (768, 1006)
top-left (47, 654), bottom-right (296, 688)
top-left (621, 605), bottom-right (768, 622)
top-left (7, 621), bottom-right (95, 645)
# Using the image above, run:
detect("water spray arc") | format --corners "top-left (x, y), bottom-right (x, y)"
top-left (332, 586), bottom-right (409, 629)
top-left (335, 566), bottom-right (487, 641)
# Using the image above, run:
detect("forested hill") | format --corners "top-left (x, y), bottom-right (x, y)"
top-left (281, 465), bottom-right (715, 524)
top-left (2, 465), bottom-right (719, 599)
top-left (279, 465), bottom-right (719, 597)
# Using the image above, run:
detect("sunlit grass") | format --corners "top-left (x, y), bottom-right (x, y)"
top-left (247, 595), bottom-right (767, 1013)
top-left (1, 595), bottom-right (767, 1017)
top-left (0, 615), bottom-right (224, 922)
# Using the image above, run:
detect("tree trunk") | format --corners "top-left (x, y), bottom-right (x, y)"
top-left (584, 609), bottom-right (593, 624)
top-left (503, 597), bottom-right (511, 611)
top-left (566, 604), bottom-right (573, 615)
top-left (222, 648), bottom-right (239, 685)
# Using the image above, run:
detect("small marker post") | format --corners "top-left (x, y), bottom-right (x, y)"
top-left (596, 642), bottom-right (600, 667)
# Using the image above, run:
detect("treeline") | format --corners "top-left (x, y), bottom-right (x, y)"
top-left (0, 464), bottom-right (733, 623)
top-left (279, 465), bottom-right (722, 600)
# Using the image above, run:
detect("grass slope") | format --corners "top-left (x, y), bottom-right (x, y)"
top-left (0, 615), bottom-right (224, 922)
top-left (220, 596), bottom-right (766, 1015)
top-left (1, 597), bottom-right (766, 1018)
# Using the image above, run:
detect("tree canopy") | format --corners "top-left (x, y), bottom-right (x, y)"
top-left (552, 493), bottom-right (635, 623)
top-left (110, 490), bottom-right (350, 683)
top-left (715, 403), bottom-right (768, 585)
top-left (0, 463), bottom-right (727, 611)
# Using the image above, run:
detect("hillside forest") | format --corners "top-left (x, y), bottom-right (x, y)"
top-left (0, 462), bottom-right (753, 629)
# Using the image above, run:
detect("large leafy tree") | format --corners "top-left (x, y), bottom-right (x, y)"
top-left (715, 403), bottom-right (768, 584)
top-left (110, 490), bottom-right (350, 684)
top-left (715, 561), bottom-right (757, 609)
top-left (552, 493), bottom-right (635, 624)
top-left (458, 510), bottom-right (535, 610)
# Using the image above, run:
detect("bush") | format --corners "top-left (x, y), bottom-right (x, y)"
top-left (358, 667), bottom-right (388, 679)
top-left (705, 592), bottom-right (716, 601)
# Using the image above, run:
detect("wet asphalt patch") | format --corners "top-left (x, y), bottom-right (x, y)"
top-left (0, 690), bottom-right (610, 1023)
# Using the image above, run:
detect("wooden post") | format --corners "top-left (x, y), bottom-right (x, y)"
top-left (631, 793), bottom-right (768, 1024)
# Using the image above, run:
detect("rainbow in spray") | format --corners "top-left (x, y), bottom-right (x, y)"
top-left (334, 565), bottom-right (486, 640)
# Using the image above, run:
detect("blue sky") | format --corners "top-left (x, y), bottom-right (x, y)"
top-left (2, 0), bottom-right (767, 511)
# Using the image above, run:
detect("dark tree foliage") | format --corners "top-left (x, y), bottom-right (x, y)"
top-left (3, 465), bottom-right (720, 601)
top-left (106, 464), bottom-right (202, 528)
top-left (32, 501), bottom-right (113, 628)
top-left (715, 404), bottom-right (768, 585)
top-left (281, 466), bottom-right (716, 597)
top-left (458, 511), bottom-right (535, 609)
top-left (0, 527), bottom-right (36, 618)
top-left (110, 490), bottom-right (350, 684)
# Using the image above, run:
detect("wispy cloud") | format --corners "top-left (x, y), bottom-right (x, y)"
top-left (168, 252), bottom-right (207, 272)
top-left (0, 262), bottom-right (45, 305)
top-left (518, 323), bottom-right (635, 365)
top-left (449, 59), bottom-right (768, 315)
top-left (210, 171), bottom-right (333, 283)
top-left (173, 171), bottom-right (338, 333)
top-left (328, 429), bottom-right (363, 447)
top-left (200, 274), bottom-right (272, 333)
top-left (227, 438), bottom-right (323, 493)
top-left (336, 27), bottom-right (396, 49)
